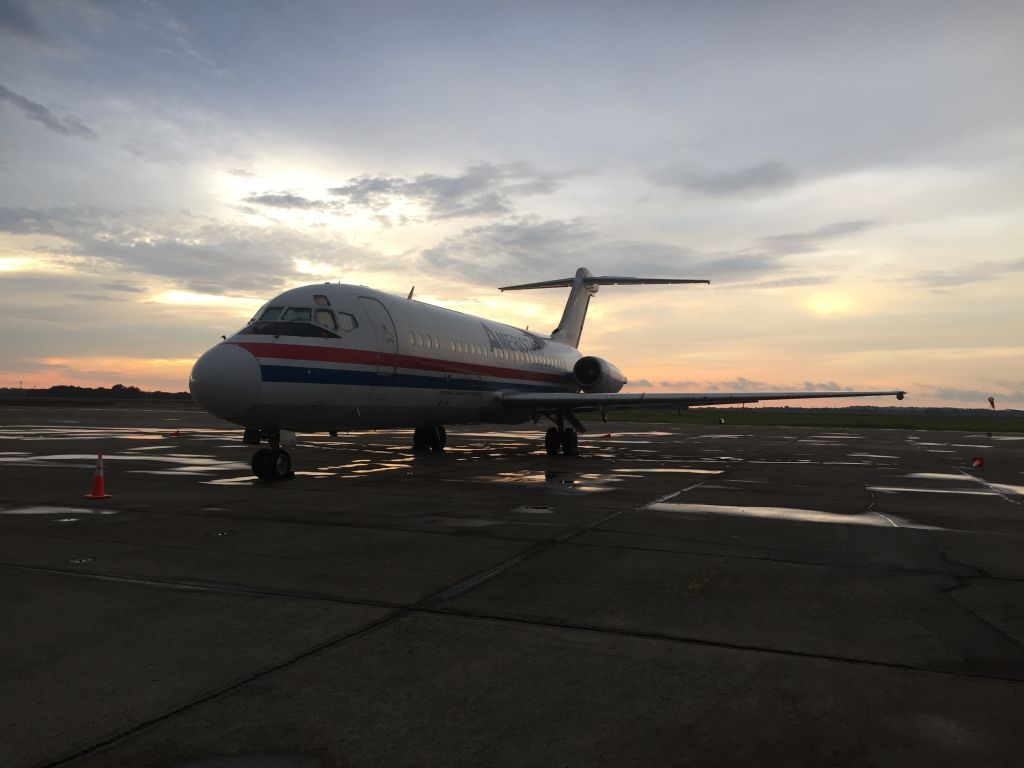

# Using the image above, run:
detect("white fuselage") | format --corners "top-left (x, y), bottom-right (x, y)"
top-left (189, 283), bottom-right (582, 432)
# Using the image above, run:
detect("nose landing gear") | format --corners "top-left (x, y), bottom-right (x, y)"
top-left (252, 447), bottom-right (292, 481)
top-left (247, 428), bottom-right (294, 482)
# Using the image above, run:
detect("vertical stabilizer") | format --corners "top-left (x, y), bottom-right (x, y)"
top-left (551, 267), bottom-right (597, 348)
top-left (499, 268), bottom-right (710, 349)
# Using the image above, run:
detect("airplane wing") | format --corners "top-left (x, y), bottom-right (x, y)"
top-left (501, 389), bottom-right (906, 412)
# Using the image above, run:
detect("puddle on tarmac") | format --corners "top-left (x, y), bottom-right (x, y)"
top-left (514, 505), bottom-right (555, 514)
top-left (645, 501), bottom-right (900, 527)
top-left (425, 515), bottom-right (558, 528)
top-left (647, 501), bottom-right (938, 528)
top-left (868, 485), bottom-right (1000, 496)
top-left (0, 506), bottom-right (118, 516)
top-left (810, 434), bottom-right (864, 439)
top-left (905, 472), bottom-right (970, 480)
top-left (612, 467), bottom-right (722, 475)
top-left (990, 483), bottom-right (1024, 495)
top-left (849, 453), bottom-right (899, 459)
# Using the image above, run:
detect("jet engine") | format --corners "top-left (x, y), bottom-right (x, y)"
top-left (573, 356), bottom-right (627, 393)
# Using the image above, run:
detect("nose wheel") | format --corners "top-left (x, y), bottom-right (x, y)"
top-left (252, 447), bottom-right (293, 481)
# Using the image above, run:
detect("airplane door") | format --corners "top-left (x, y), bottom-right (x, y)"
top-left (358, 297), bottom-right (398, 376)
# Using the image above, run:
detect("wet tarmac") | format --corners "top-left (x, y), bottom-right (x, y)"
top-left (1, 404), bottom-right (1023, 767)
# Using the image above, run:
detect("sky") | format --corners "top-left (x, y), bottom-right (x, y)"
top-left (1, 0), bottom-right (1022, 407)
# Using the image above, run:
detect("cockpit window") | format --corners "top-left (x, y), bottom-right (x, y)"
top-left (315, 309), bottom-right (337, 330)
top-left (281, 307), bottom-right (312, 322)
top-left (337, 312), bottom-right (358, 332)
top-left (260, 306), bottom-right (283, 321)
top-left (314, 294), bottom-right (331, 306)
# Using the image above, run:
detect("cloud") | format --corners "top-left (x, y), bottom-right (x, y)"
top-left (655, 378), bottom-right (853, 393)
top-left (243, 192), bottom-right (332, 211)
top-left (420, 214), bottom-right (852, 288)
top-left (909, 257), bottom-right (1024, 288)
top-left (651, 161), bottom-right (797, 196)
top-left (0, 0), bottom-right (44, 40)
top-left (0, 82), bottom-right (97, 139)
top-left (757, 220), bottom-right (875, 256)
top-left (0, 206), bottom-right (383, 295)
top-left (627, 379), bottom-right (652, 387)
top-left (422, 216), bottom-right (593, 285)
top-left (743, 276), bottom-right (836, 289)
top-left (328, 162), bottom-right (566, 220)
top-left (802, 381), bottom-right (847, 391)
top-left (915, 383), bottom-right (1024, 405)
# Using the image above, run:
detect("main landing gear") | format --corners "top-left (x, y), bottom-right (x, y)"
top-left (544, 412), bottom-right (579, 457)
top-left (246, 429), bottom-right (294, 482)
top-left (412, 425), bottom-right (447, 452)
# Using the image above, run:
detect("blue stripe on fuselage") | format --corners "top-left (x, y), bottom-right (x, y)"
top-left (259, 365), bottom-right (565, 393)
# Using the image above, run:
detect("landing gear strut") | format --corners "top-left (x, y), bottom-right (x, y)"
top-left (250, 429), bottom-right (293, 481)
top-left (412, 425), bottom-right (447, 452)
top-left (544, 415), bottom-right (578, 456)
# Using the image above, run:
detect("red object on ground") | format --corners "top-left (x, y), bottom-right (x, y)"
top-left (84, 453), bottom-right (112, 499)
top-left (971, 456), bottom-right (984, 468)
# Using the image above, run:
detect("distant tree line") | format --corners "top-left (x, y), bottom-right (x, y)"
top-left (0, 384), bottom-right (191, 400)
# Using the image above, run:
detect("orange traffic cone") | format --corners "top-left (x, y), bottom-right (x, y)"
top-left (84, 453), bottom-right (112, 499)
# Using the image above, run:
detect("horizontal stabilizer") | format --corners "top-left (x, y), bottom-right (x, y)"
top-left (500, 276), bottom-right (709, 291)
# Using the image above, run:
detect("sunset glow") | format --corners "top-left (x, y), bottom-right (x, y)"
top-left (1, 2), bottom-right (1021, 407)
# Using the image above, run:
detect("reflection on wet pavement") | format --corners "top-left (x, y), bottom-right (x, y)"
top-left (0, 505), bottom-right (118, 516)
top-left (645, 500), bottom-right (923, 528)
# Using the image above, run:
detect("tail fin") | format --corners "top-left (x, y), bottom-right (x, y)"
top-left (500, 267), bottom-right (710, 348)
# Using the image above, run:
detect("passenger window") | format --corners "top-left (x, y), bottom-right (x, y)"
top-left (260, 306), bottom-right (283, 321)
top-left (408, 331), bottom-right (416, 345)
top-left (315, 309), bottom-right (337, 330)
top-left (281, 307), bottom-right (312, 322)
top-left (337, 313), bottom-right (358, 332)
top-left (314, 295), bottom-right (330, 306)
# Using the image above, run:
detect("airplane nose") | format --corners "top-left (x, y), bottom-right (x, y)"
top-left (189, 343), bottom-right (262, 420)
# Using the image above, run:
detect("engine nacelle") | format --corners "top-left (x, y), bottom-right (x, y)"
top-left (573, 356), bottom-right (627, 393)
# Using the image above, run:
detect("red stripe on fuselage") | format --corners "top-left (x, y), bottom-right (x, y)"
top-left (232, 341), bottom-right (570, 385)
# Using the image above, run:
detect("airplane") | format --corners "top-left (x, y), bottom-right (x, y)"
top-left (189, 267), bottom-right (906, 481)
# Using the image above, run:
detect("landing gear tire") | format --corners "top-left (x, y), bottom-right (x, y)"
top-left (427, 425), bottom-right (446, 452)
top-left (252, 448), bottom-right (274, 481)
top-left (544, 427), bottom-right (560, 456)
top-left (270, 448), bottom-right (292, 480)
top-left (560, 428), bottom-right (578, 456)
top-left (414, 426), bottom-right (447, 452)
top-left (252, 447), bottom-right (292, 481)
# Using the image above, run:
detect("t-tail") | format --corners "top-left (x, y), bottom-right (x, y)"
top-left (500, 267), bottom-right (710, 348)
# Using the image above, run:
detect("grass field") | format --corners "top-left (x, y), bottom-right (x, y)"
top-left (604, 408), bottom-right (1024, 432)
